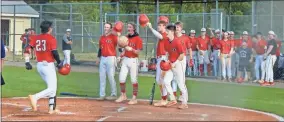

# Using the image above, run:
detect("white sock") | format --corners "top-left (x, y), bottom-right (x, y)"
top-left (25, 57), bottom-right (30, 63)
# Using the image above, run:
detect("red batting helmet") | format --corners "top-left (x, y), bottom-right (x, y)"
top-left (160, 60), bottom-right (171, 71)
top-left (158, 16), bottom-right (169, 24)
top-left (113, 21), bottom-right (124, 32)
top-left (58, 64), bottom-right (71, 75)
top-left (139, 14), bottom-right (149, 27)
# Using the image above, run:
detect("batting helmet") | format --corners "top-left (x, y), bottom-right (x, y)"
top-left (113, 21), bottom-right (124, 32)
top-left (139, 14), bottom-right (149, 27)
top-left (58, 64), bottom-right (71, 75)
top-left (160, 60), bottom-right (171, 71)
top-left (158, 16), bottom-right (169, 24)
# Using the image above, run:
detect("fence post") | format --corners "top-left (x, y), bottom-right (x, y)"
top-left (54, 19), bottom-right (57, 38)
top-left (81, 14), bottom-right (84, 53)
top-left (220, 12), bottom-right (223, 40)
top-left (100, 1), bottom-right (103, 35)
top-left (69, 4), bottom-right (73, 33)
top-left (116, 1), bottom-right (120, 21)
top-left (13, 5), bottom-right (16, 61)
top-left (40, 5), bottom-right (42, 23)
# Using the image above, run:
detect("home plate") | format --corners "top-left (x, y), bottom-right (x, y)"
top-left (58, 112), bottom-right (75, 115)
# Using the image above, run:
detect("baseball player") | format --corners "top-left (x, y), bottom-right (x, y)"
top-left (96, 22), bottom-right (118, 101)
top-left (24, 21), bottom-right (62, 114)
top-left (146, 21), bottom-right (169, 107)
top-left (219, 32), bottom-right (234, 82)
top-left (259, 31), bottom-right (278, 86)
top-left (209, 29), bottom-right (221, 77)
top-left (273, 38), bottom-right (282, 80)
top-left (172, 21), bottom-right (191, 101)
top-left (20, 29), bottom-right (29, 58)
top-left (197, 28), bottom-right (211, 76)
top-left (115, 23), bottom-right (143, 105)
top-left (188, 30), bottom-right (198, 76)
top-left (252, 32), bottom-right (267, 82)
top-left (62, 29), bottom-right (72, 65)
top-left (162, 24), bottom-right (188, 109)
top-left (236, 41), bottom-right (253, 83)
top-left (229, 31), bottom-right (238, 79)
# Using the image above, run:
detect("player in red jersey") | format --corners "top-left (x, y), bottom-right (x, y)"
top-left (188, 30), bottom-right (198, 76)
top-left (197, 28), bottom-right (211, 76)
top-left (96, 22), bottom-right (118, 101)
top-left (20, 29), bottom-right (29, 58)
top-left (146, 20), bottom-right (169, 107)
top-left (115, 22), bottom-right (143, 105)
top-left (209, 29), bottom-right (221, 77)
top-left (24, 21), bottom-right (62, 114)
top-left (228, 31), bottom-right (239, 79)
top-left (163, 24), bottom-right (188, 109)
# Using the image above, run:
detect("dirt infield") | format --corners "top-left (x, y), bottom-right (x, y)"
top-left (1, 97), bottom-right (283, 121)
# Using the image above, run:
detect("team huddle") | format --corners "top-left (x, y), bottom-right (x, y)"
top-left (23, 15), bottom-right (281, 113)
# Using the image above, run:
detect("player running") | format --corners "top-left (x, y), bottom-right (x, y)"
top-left (96, 22), bottom-right (118, 100)
top-left (146, 20), bottom-right (169, 107)
top-left (115, 22), bottom-right (143, 105)
top-left (24, 21), bottom-right (62, 114)
top-left (163, 24), bottom-right (188, 109)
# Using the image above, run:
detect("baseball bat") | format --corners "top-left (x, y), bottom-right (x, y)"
top-left (149, 77), bottom-right (156, 105)
top-left (60, 92), bottom-right (88, 97)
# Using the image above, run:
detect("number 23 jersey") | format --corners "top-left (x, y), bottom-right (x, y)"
top-left (29, 34), bottom-right (57, 62)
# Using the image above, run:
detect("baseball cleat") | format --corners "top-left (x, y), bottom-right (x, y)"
top-left (166, 100), bottom-right (177, 107)
top-left (115, 95), bottom-right (127, 103)
top-left (260, 81), bottom-right (270, 86)
top-left (97, 96), bottom-right (106, 101)
top-left (178, 96), bottom-right (184, 102)
top-left (154, 100), bottom-right (168, 107)
top-left (106, 96), bottom-right (117, 100)
top-left (178, 104), bottom-right (188, 109)
top-left (270, 82), bottom-right (275, 86)
top-left (258, 80), bottom-right (264, 84)
top-left (48, 108), bottom-right (60, 114)
top-left (28, 95), bottom-right (37, 111)
top-left (128, 99), bottom-right (138, 105)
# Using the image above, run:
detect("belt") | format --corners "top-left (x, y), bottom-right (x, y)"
top-left (126, 56), bottom-right (137, 58)
top-left (157, 55), bottom-right (166, 59)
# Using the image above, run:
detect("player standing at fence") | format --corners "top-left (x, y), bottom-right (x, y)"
top-left (260, 31), bottom-right (278, 86)
top-left (229, 31), bottom-right (238, 79)
top-left (162, 24), bottom-right (188, 109)
top-left (146, 20), bottom-right (169, 106)
top-left (62, 29), bottom-right (73, 65)
top-left (96, 22), bottom-right (118, 101)
top-left (24, 21), bottom-right (62, 114)
top-left (115, 23), bottom-right (143, 105)
top-left (236, 41), bottom-right (253, 83)
top-left (209, 29), bottom-right (221, 77)
top-left (197, 28), bottom-right (211, 76)
top-left (220, 32), bottom-right (234, 82)
top-left (20, 29), bottom-right (29, 58)
top-left (188, 30), bottom-right (198, 76)
top-left (253, 32), bottom-right (267, 82)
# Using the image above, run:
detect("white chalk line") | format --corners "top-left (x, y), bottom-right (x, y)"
top-left (96, 116), bottom-right (112, 122)
top-left (6, 97), bottom-right (284, 121)
top-left (96, 106), bottom-right (127, 121)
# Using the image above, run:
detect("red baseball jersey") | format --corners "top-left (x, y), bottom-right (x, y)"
top-left (156, 32), bottom-right (168, 57)
top-left (124, 36), bottom-right (143, 58)
top-left (197, 36), bottom-right (210, 51)
top-left (189, 36), bottom-right (198, 51)
top-left (176, 35), bottom-right (190, 54)
top-left (211, 37), bottom-right (221, 50)
top-left (220, 39), bottom-right (234, 54)
top-left (253, 40), bottom-right (267, 55)
top-left (29, 34), bottom-right (57, 62)
top-left (240, 37), bottom-right (253, 48)
top-left (99, 34), bottom-right (118, 57)
top-left (20, 33), bottom-right (27, 44)
top-left (165, 37), bottom-right (184, 63)
top-left (276, 40), bottom-right (282, 56)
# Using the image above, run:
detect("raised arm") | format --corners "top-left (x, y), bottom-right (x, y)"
top-left (147, 22), bottom-right (163, 40)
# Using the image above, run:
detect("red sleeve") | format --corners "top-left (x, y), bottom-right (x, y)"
top-left (176, 40), bottom-right (184, 54)
top-left (99, 36), bottom-right (103, 48)
top-left (164, 40), bottom-right (169, 52)
top-left (136, 37), bottom-right (143, 50)
top-left (50, 37), bottom-right (57, 50)
top-left (186, 36), bottom-right (191, 49)
top-left (112, 35), bottom-right (118, 46)
top-left (20, 34), bottom-right (25, 41)
top-left (231, 40), bottom-right (234, 47)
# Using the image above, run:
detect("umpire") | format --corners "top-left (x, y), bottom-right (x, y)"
top-left (1, 39), bottom-right (6, 85)
top-left (62, 29), bottom-right (73, 65)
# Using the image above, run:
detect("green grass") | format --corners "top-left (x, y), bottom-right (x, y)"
top-left (2, 66), bottom-right (284, 117)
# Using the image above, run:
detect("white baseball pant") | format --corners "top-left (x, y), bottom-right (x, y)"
top-left (261, 58), bottom-right (267, 81)
top-left (156, 55), bottom-right (168, 97)
top-left (166, 60), bottom-right (188, 104)
top-left (231, 52), bottom-right (238, 78)
top-left (34, 62), bottom-right (57, 109)
top-left (254, 55), bottom-right (264, 80)
top-left (265, 55), bottom-right (277, 82)
top-left (172, 57), bottom-right (186, 93)
top-left (198, 50), bottom-right (210, 76)
top-left (212, 49), bottom-right (221, 77)
top-left (191, 51), bottom-right (199, 76)
top-left (99, 56), bottom-right (117, 97)
top-left (119, 57), bottom-right (138, 83)
top-left (63, 50), bottom-right (71, 65)
top-left (220, 54), bottom-right (232, 79)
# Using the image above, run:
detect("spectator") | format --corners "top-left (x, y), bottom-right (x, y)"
top-left (62, 29), bottom-right (73, 65)
top-left (273, 37), bottom-right (282, 80)
top-left (1, 39), bottom-right (6, 85)
top-left (229, 31), bottom-right (238, 79)
top-left (236, 41), bottom-right (253, 83)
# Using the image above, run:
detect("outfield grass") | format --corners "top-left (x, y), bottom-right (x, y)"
top-left (2, 66), bottom-right (284, 116)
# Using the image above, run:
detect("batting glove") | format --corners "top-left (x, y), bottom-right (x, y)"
top-left (25, 62), bottom-right (33, 70)
top-left (56, 61), bottom-right (63, 69)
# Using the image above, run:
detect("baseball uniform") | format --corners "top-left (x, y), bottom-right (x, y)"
top-left (273, 40), bottom-right (282, 80)
top-left (220, 39), bottom-right (234, 80)
top-left (119, 33), bottom-right (143, 97)
top-left (163, 37), bottom-right (188, 104)
top-left (197, 35), bottom-right (210, 76)
top-left (27, 33), bottom-right (59, 111)
top-left (98, 34), bottom-right (118, 98)
top-left (253, 39), bottom-right (267, 81)
top-left (264, 39), bottom-right (277, 83)
top-left (189, 36), bottom-right (198, 76)
top-left (62, 34), bottom-right (72, 65)
top-left (211, 37), bottom-right (221, 77)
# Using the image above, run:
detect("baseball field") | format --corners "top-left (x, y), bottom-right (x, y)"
top-left (1, 65), bottom-right (284, 121)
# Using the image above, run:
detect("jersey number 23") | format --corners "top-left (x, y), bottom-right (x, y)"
top-left (36, 40), bottom-right (46, 51)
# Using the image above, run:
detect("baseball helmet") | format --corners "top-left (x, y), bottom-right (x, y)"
top-left (139, 14), bottom-right (149, 27)
top-left (160, 60), bottom-right (171, 71)
top-left (118, 36), bottom-right (129, 47)
top-left (58, 64), bottom-right (71, 75)
top-left (158, 16), bottom-right (169, 24)
top-left (113, 21), bottom-right (124, 32)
